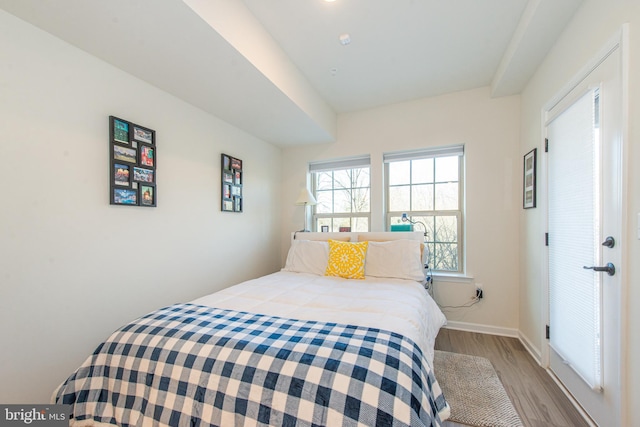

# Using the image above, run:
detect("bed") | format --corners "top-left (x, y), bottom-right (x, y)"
top-left (53, 232), bottom-right (450, 426)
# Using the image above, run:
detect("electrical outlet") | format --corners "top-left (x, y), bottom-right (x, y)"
top-left (475, 283), bottom-right (483, 299)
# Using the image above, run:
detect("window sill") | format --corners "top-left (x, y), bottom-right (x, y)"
top-left (431, 273), bottom-right (474, 283)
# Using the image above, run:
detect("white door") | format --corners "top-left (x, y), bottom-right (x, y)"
top-left (546, 45), bottom-right (622, 426)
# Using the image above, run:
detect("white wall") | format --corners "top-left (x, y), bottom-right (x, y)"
top-left (519, 0), bottom-right (640, 424)
top-left (281, 87), bottom-right (521, 331)
top-left (0, 11), bottom-right (282, 403)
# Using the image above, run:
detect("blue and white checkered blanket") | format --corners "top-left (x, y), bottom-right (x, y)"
top-left (55, 304), bottom-right (448, 426)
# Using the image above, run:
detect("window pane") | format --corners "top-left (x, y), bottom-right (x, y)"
top-left (334, 217), bottom-right (351, 232)
top-left (352, 217), bottom-right (369, 232)
top-left (353, 168), bottom-right (370, 188)
top-left (426, 243), bottom-right (435, 270)
top-left (435, 156), bottom-right (459, 182)
top-left (435, 182), bottom-right (458, 210)
top-left (435, 216), bottom-right (457, 243)
top-left (413, 215), bottom-right (435, 242)
top-left (434, 243), bottom-right (458, 271)
top-left (389, 186), bottom-right (410, 212)
top-left (389, 161), bottom-right (410, 185)
top-left (334, 189), bottom-right (352, 213)
top-left (316, 217), bottom-right (331, 231)
top-left (315, 191), bottom-right (333, 213)
top-left (389, 216), bottom-right (403, 226)
top-left (316, 171), bottom-right (333, 190)
top-left (333, 170), bottom-right (350, 189)
top-left (411, 184), bottom-right (434, 211)
top-left (412, 158), bottom-right (434, 184)
top-left (353, 188), bottom-right (370, 213)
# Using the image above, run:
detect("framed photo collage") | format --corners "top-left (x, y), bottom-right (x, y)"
top-left (109, 116), bottom-right (157, 207)
top-left (221, 154), bottom-right (243, 212)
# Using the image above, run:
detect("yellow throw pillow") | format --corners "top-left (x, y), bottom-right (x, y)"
top-left (325, 240), bottom-right (369, 279)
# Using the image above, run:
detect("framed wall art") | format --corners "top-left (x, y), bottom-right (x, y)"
top-left (523, 148), bottom-right (536, 209)
top-left (109, 116), bottom-right (156, 207)
top-left (221, 153), bottom-right (242, 212)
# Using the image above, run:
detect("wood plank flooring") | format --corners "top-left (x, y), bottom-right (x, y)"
top-left (434, 328), bottom-right (589, 427)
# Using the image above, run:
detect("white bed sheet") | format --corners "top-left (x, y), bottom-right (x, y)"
top-left (191, 271), bottom-right (446, 365)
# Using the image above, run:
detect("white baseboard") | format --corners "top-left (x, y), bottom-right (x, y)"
top-left (443, 320), bottom-right (519, 338)
top-left (443, 321), bottom-right (593, 427)
top-left (443, 321), bottom-right (544, 365)
top-left (518, 331), bottom-right (542, 365)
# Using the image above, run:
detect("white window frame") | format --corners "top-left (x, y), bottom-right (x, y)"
top-left (384, 145), bottom-right (465, 273)
top-left (310, 155), bottom-right (371, 232)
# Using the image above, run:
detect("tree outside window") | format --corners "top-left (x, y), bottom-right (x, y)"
top-left (313, 167), bottom-right (371, 232)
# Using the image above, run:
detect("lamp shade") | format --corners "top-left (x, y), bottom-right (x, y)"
top-left (295, 188), bottom-right (317, 206)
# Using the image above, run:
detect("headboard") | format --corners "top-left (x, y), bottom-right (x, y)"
top-left (291, 231), bottom-right (424, 243)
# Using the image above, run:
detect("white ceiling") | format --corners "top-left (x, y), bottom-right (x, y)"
top-left (0, 0), bottom-right (583, 146)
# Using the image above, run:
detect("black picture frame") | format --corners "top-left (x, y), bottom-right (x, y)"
top-left (138, 144), bottom-right (155, 169)
top-left (113, 188), bottom-right (137, 205)
top-left (133, 167), bottom-right (154, 183)
top-left (222, 200), bottom-right (234, 212)
top-left (113, 145), bottom-right (137, 164)
top-left (109, 116), bottom-right (156, 207)
top-left (114, 163), bottom-right (131, 187)
top-left (133, 125), bottom-right (154, 144)
top-left (111, 118), bottom-right (131, 145)
top-left (221, 153), bottom-right (242, 212)
top-left (523, 148), bottom-right (537, 209)
top-left (139, 184), bottom-right (156, 207)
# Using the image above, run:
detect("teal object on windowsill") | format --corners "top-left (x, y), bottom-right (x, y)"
top-left (390, 224), bottom-right (413, 231)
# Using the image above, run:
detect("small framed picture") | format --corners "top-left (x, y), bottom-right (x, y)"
top-left (523, 148), bottom-right (537, 209)
top-left (114, 145), bottom-right (137, 164)
top-left (339, 226), bottom-right (351, 232)
top-left (321, 225), bottom-right (329, 232)
top-left (221, 153), bottom-right (242, 213)
top-left (140, 184), bottom-right (156, 207)
top-left (222, 200), bottom-right (234, 211)
top-left (139, 144), bottom-right (155, 168)
top-left (112, 118), bottom-right (130, 144)
top-left (133, 167), bottom-right (154, 183)
top-left (133, 126), bottom-right (153, 144)
top-left (114, 163), bottom-right (131, 186)
top-left (113, 188), bottom-right (137, 205)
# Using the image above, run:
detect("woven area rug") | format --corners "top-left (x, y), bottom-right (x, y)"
top-left (433, 350), bottom-right (524, 427)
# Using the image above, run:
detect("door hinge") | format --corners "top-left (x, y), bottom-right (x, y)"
top-left (546, 325), bottom-right (550, 340)
top-left (545, 232), bottom-right (549, 246)
top-left (545, 138), bottom-right (549, 152)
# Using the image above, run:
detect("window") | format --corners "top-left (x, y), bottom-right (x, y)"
top-left (310, 156), bottom-right (371, 232)
top-left (384, 146), bottom-right (464, 273)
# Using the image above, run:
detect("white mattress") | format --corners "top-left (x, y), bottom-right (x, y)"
top-left (191, 271), bottom-right (446, 365)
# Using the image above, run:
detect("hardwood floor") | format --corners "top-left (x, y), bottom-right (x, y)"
top-left (434, 328), bottom-right (589, 427)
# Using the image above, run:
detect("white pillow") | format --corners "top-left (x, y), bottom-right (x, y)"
top-left (282, 240), bottom-right (329, 275)
top-left (364, 240), bottom-right (425, 281)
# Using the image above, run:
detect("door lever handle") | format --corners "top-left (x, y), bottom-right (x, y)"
top-left (583, 263), bottom-right (615, 276)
